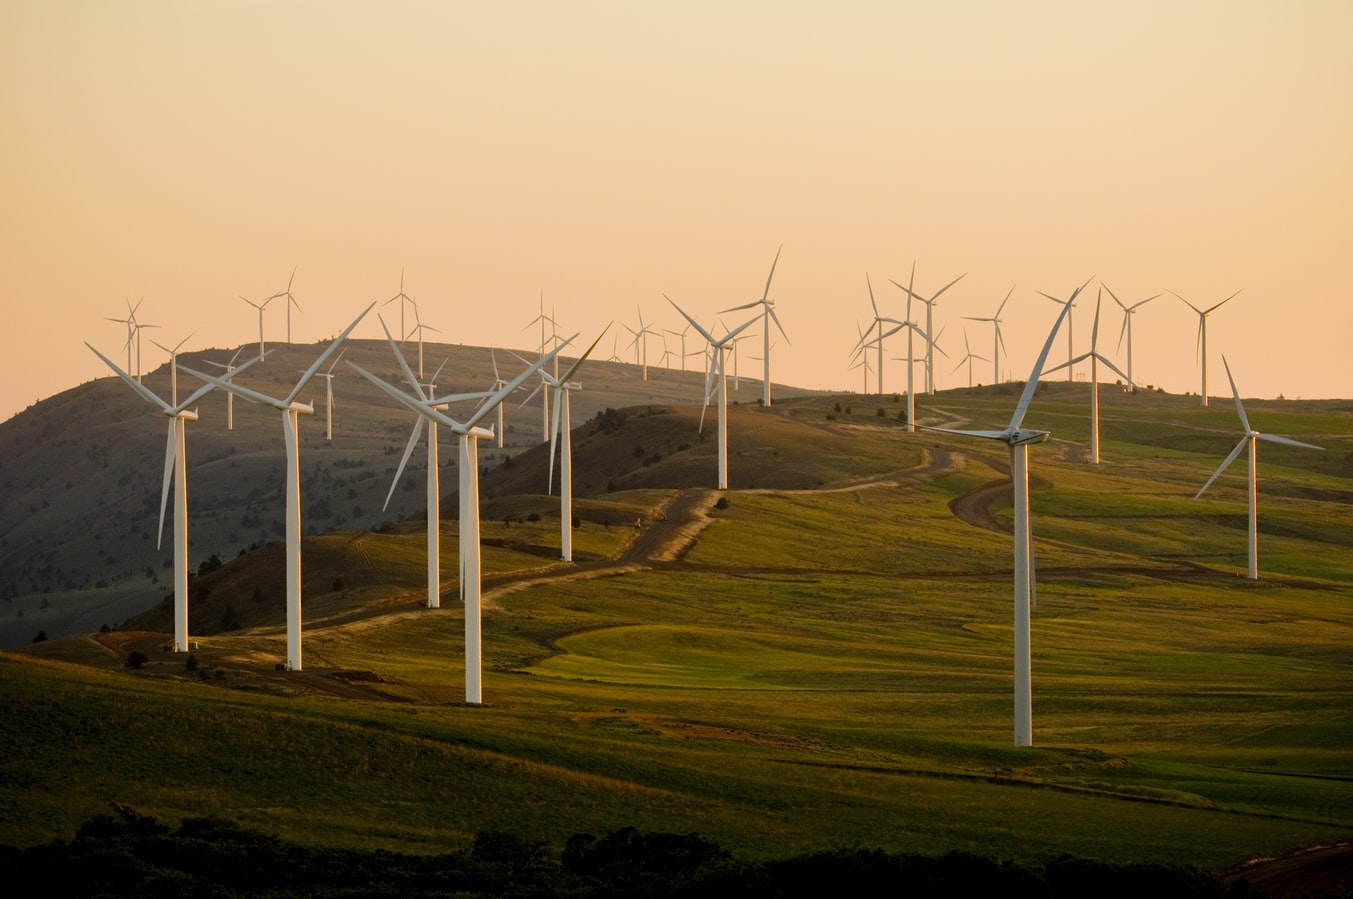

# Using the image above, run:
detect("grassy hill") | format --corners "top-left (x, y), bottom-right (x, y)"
top-left (4, 379), bottom-right (1351, 884)
top-left (0, 339), bottom-right (819, 648)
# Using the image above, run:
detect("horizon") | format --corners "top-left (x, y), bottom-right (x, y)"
top-left (4, 1), bottom-right (1351, 420)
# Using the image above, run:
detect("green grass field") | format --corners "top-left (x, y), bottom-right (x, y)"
top-left (4, 385), bottom-right (1351, 878)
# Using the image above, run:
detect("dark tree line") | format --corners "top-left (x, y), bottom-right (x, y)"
top-left (0, 805), bottom-right (1255, 898)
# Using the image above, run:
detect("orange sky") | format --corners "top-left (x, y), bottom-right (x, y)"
top-left (3, 1), bottom-right (1351, 423)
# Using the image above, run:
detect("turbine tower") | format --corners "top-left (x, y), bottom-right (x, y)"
top-left (1101, 283), bottom-right (1157, 390)
top-left (667, 296), bottom-right (758, 490)
top-left (963, 287), bottom-right (1014, 386)
top-left (721, 245), bottom-right (788, 407)
top-left (926, 278), bottom-right (1086, 747)
top-left (86, 342), bottom-right (261, 653)
top-left (180, 305), bottom-right (373, 671)
top-left (351, 338), bottom-right (572, 704)
top-left (1171, 288), bottom-right (1240, 406)
top-left (1043, 290), bottom-right (1134, 464)
top-left (1194, 356), bottom-right (1323, 579)
top-left (891, 262), bottom-right (965, 395)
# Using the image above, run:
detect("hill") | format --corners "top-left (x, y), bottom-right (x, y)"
top-left (0, 339), bottom-right (822, 648)
top-left (4, 379), bottom-right (1351, 883)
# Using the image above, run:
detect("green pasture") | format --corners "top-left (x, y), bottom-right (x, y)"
top-left (5, 388), bottom-right (1351, 873)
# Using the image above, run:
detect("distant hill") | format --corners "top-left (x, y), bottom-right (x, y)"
top-left (0, 339), bottom-right (824, 648)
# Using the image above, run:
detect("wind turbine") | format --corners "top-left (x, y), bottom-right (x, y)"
top-left (406, 305), bottom-right (441, 379)
top-left (179, 305), bottom-right (374, 671)
top-left (855, 274), bottom-right (902, 395)
top-left (1102, 283), bottom-right (1158, 390)
top-left (888, 271), bottom-right (944, 432)
top-left (489, 349), bottom-right (507, 448)
top-left (963, 286), bottom-right (1015, 385)
top-left (241, 294), bottom-right (273, 358)
top-left (204, 347), bottom-right (246, 430)
top-left (625, 307), bottom-right (660, 381)
top-left (721, 245), bottom-right (788, 407)
top-left (951, 329), bottom-right (989, 389)
top-left (1171, 288), bottom-right (1241, 407)
top-left (666, 296), bottom-right (759, 490)
top-left (369, 319), bottom-right (483, 613)
top-left (1038, 288), bottom-right (1077, 381)
top-left (105, 298), bottom-right (142, 374)
top-left (149, 332), bottom-right (194, 406)
top-left (86, 342), bottom-right (261, 653)
top-left (351, 337), bottom-right (573, 704)
top-left (384, 269), bottom-right (416, 341)
top-left (926, 278), bottom-right (1087, 747)
top-left (269, 267), bottom-right (301, 345)
top-left (1043, 290), bottom-right (1134, 464)
top-left (1194, 356), bottom-right (1323, 579)
top-left (891, 262), bottom-right (965, 395)
top-left (314, 350), bottom-right (344, 443)
top-left (522, 294), bottom-right (557, 441)
top-left (540, 327), bottom-right (609, 561)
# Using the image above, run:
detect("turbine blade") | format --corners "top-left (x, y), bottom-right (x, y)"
top-left (85, 342), bottom-right (172, 413)
top-left (385, 418), bottom-right (425, 511)
top-left (287, 303), bottom-right (374, 405)
top-left (1195, 438), bottom-right (1248, 499)
top-left (157, 419), bottom-right (175, 550)
top-left (1219, 356), bottom-right (1254, 434)
top-left (1009, 280), bottom-right (1080, 431)
top-left (761, 244), bottom-right (782, 301)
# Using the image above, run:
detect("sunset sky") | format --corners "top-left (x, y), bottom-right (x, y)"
top-left (4, 1), bottom-right (1350, 423)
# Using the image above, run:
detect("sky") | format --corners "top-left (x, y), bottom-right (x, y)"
top-left (3, 1), bottom-right (1351, 423)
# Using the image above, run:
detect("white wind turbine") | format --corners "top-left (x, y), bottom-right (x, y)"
top-left (667, 296), bottom-right (758, 490)
top-left (625, 307), bottom-right (660, 381)
top-left (1043, 290), bottom-right (1134, 464)
top-left (1194, 356), bottom-right (1323, 580)
top-left (406, 304), bottom-right (441, 380)
top-left (540, 328), bottom-right (608, 561)
top-left (721, 245), bottom-right (788, 407)
top-left (150, 332), bottom-right (194, 406)
top-left (891, 262), bottom-right (965, 396)
top-left (951, 329), bottom-right (989, 389)
top-left (351, 338), bottom-right (572, 704)
top-left (489, 349), bottom-right (507, 448)
top-left (204, 348), bottom-right (246, 430)
top-left (522, 294), bottom-right (558, 441)
top-left (105, 298), bottom-right (142, 374)
top-left (269, 267), bottom-right (301, 345)
top-left (315, 351), bottom-right (344, 443)
top-left (1101, 284), bottom-right (1158, 390)
top-left (241, 294), bottom-right (273, 358)
top-left (963, 287), bottom-right (1015, 385)
top-left (86, 342), bottom-right (261, 653)
top-left (888, 271), bottom-right (944, 432)
top-left (370, 319), bottom-right (481, 612)
top-left (180, 305), bottom-right (374, 671)
top-left (1172, 288), bottom-right (1241, 407)
top-left (384, 269), bottom-right (417, 341)
top-left (926, 279), bottom-right (1085, 747)
top-left (855, 274), bottom-right (902, 395)
top-left (1040, 288), bottom-right (1077, 381)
